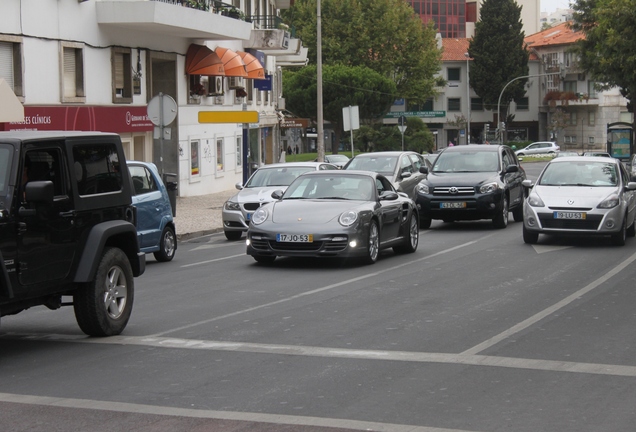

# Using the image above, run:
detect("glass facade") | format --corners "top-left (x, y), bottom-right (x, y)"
top-left (408, 0), bottom-right (466, 38)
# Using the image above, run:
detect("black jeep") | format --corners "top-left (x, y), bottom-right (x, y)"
top-left (0, 131), bottom-right (145, 336)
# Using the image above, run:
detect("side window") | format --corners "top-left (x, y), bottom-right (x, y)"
top-left (129, 165), bottom-right (157, 195)
top-left (409, 154), bottom-right (423, 170)
top-left (23, 148), bottom-right (66, 198)
top-left (73, 144), bottom-right (123, 196)
top-left (502, 150), bottom-right (512, 168)
top-left (400, 155), bottom-right (414, 175)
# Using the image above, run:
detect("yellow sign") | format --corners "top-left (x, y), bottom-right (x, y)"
top-left (198, 111), bottom-right (259, 124)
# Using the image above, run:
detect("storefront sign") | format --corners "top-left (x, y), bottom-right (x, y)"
top-left (280, 118), bottom-right (309, 128)
top-left (1, 106), bottom-right (154, 132)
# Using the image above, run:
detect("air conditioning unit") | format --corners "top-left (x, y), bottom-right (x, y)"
top-left (228, 77), bottom-right (245, 89)
top-left (245, 29), bottom-right (290, 50)
top-left (208, 76), bottom-right (224, 96)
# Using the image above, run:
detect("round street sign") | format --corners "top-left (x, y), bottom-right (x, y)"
top-left (147, 93), bottom-right (177, 127)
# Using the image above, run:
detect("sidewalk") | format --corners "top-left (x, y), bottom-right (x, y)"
top-left (172, 188), bottom-right (236, 240)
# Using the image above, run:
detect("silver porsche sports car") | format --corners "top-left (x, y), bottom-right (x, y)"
top-left (246, 170), bottom-right (419, 264)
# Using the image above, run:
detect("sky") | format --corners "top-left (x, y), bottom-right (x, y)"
top-left (541, 0), bottom-right (572, 13)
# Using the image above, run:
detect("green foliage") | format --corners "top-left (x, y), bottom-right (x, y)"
top-left (282, 0), bottom-right (443, 104)
top-left (350, 117), bottom-right (434, 153)
top-left (468, 0), bottom-right (529, 118)
top-left (570, 0), bottom-right (636, 112)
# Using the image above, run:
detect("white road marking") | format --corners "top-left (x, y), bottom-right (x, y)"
top-left (0, 392), bottom-right (473, 432)
top-left (532, 244), bottom-right (573, 254)
top-left (180, 253), bottom-right (246, 267)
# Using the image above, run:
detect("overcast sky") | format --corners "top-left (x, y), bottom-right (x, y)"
top-left (542, 0), bottom-right (572, 13)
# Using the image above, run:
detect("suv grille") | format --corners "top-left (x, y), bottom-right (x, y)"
top-left (433, 186), bottom-right (475, 195)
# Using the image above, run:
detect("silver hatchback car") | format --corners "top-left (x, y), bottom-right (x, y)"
top-left (522, 156), bottom-right (636, 245)
top-left (515, 141), bottom-right (560, 157)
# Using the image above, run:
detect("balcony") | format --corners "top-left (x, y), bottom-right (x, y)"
top-left (96, 0), bottom-right (252, 41)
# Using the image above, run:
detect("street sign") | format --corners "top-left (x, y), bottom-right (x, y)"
top-left (198, 111), bottom-right (259, 123)
top-left (147, 93), bottom-right (177, 127)
top-left (342, 106), bottom-right (360, 131)
top-left (398, 115), bottom-right (407, 126)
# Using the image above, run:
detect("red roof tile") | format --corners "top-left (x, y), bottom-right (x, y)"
top-left (441, 38), bottom-right (470, 61)
top-left (524, 21), bottom-right (583, 48)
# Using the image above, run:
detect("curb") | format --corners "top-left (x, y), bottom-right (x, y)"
top-left (177, 227), bottom-right (224, 241)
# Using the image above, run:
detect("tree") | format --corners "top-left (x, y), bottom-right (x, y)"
top-left (282, 0), bottom-right (443, 104)
top-left (283, 64), bottom-right (397, 151)
top-left (570, 0), bottom-right (636, 113)
top-left (468, 0), bottom-right (529, 123)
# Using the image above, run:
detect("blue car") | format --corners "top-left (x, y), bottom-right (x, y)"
top-left (127, 161), bottom-right (177, 262)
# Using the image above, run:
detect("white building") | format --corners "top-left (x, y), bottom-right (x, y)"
top-left (0, 0), bottom-right (307, 197)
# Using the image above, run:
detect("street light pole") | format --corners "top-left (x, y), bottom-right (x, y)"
top-left (316, 0), bottom-right (325, 162)
top-left (465, 52), bottom-right (470, 144)
top-left (497, 73), bottom-right (548, 143)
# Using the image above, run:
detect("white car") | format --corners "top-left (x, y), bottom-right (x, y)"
top-left (515, 141), bottom-right (560, 157)
top-left (222, 162), bottom-right (337, 240)
top-left (522, 156), bottom-right (636, 245)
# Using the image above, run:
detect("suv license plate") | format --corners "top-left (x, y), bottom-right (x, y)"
top-left (440, 202), bottom-right (466, 209)
top-left (553, 211), bottom-right (586, 219)
top-left (277, 234), bottom-right (313, 243)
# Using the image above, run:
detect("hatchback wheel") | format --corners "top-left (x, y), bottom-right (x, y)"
top-left (611, 217), bottom-right (627, 246)
top-left (523, 225), bottom-right (539, 244)
top-left (154, 226), bottom-right (176, 262)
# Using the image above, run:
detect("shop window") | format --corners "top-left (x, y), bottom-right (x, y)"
top-left (447, 67), bottom-right (460, 82)
top-left (236, 136), bottom-right (242, 168)
top-left (0, 36), bottom-right (24, 97)
top-left (61, 42), bottom-right (85, 102)
top-left (447, 98), bottom-right (461, 112)
top-left (190, 140), bottom-right (200, 179)
top-left (112, 48), bottom-right (132, 103)
top-left (216, 138), bottom-right (224, 173)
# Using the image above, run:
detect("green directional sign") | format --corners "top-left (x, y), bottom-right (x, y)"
top-left (385, 111), bottom-right (446, 119)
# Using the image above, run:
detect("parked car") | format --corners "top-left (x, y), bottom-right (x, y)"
top-left (522, 156), bottom-right (636, 245)
top-left (415, 144), bottom-right (526, 229)
top-left (343, 151), bottom-right (426, 199)
top-left (246, 170), bottom-right (419, 264)
top-left (515, 141), bottom-right (560, 157)
top-left (223, 162), bottom-right (338, 240)
top-left (583, 151), bottom-right (611, 157)
top-left (555, 151), bottom-right (580, 158)
top-left (128, 161), bottom-right (177, 262)
top-left (323, 154), bottom-right (351, 169)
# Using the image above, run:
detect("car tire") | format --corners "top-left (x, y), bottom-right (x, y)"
top-left (627, 219), bottom-right (636, 237)
top-left (253, 255), bottom-right (276, 264)
top-left (523, 225), bottom-right (539, 244)
top-left (517, 152), bottom-right (525, 157)
top-left (394, 213), bottom-right (419, 254)
top-left (224, 230), bottom-right (242, 241)
top-left (492, 197), bottom-right (509, 229)
top-left (419, 216), bottom-right (432, 229)
top-left (363, 220), bottom-right (380, 264)
top-left (512, 203), bottom-right (524, 222)
top-left (153, 226), bottom-right (176, 262)
top-left (73, 247), bottom-right (134, 337)
top-left (611, 217), bottom-right (627, 246)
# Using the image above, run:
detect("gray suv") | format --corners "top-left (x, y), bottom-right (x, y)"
top-left (515, 141), bottom-right (560, 157)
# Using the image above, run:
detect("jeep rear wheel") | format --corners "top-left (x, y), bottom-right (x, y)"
top-left (74, 247), bottom-right (134, 336)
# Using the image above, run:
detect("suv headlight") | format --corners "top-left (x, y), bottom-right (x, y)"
top-left (416, 182), bottom-right (430, 195)
top-left (598, 193), bottom-right (619, 209)
top-left (527, 193), bottom-right (545, 207)
top-left (251, 207), bottom-right (269, 225)
top-left (479, 182), bottom-right (500, 194)
top-left (339, 211), bottom-right (358, 226)
top-left (224, 200), bottom-right (240, 211)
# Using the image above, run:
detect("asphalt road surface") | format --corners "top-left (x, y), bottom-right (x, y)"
top-left (3, 162), bottom-right (636, 432)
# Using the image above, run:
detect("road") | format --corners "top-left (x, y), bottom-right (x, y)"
top-left (2, 162), bottom-right (636, 432)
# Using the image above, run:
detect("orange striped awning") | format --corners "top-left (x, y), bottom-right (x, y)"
top-left (237, 51), bottom-right (265, 79)
top-left (185, 44), bottom-right (225, 76)
top-left (214, 47), bottom-right (248, 78)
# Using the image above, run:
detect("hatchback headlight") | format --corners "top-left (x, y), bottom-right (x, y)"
top-left (598, 193), bottom-right (619, 209)
top-left (224, 200), bottom-right (240, 211)
top-left (416, 182), bottom-right (430, 194)
top-left (479, 182), bottom-right (500, 194)
top-left (251, 207), bottom-right (269, 225)
top-left (339, 211), bottom-right (358, 226)
top-left (527, 193), bottom-right (545, 207)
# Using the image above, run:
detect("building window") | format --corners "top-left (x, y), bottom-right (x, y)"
top-left (60, 42), bottom-right (85, 102)
top-left (447, 98), bottom-right (461, 111)
top-left (447, 67), bottom-right (460, 81)
top-left (588, 81), bottom-right (598, 98)
top-left (471, 98), bottom-right (483, 111)
top-left (236, 136), bottom-right (242, 168)
top-left (588, 111), bottom-right (595, 126)
top-left (515, 97), bottom-right (529, 110)
top-left (569, 111), bottom-right (577, 125)
top-left (0, 36), bottom-right (24, 97)
top-left (563, 81), bottom-right (577, 93)
top-left (546, 73), bottom-right (558, 92)
top-left (112, 48), bottom-right (132, 103)
top-left (589, 136), bottom-right (595, 144)
top-left (216, 138), bottom-right (224, 172)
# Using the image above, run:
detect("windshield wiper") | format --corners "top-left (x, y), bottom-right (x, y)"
top-left (316, 196), bottom-right (348, 200)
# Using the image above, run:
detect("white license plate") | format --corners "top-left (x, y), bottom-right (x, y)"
top-left (553, 211), bottom-right (586, 219)
top-left (276, 233), bottom-right (313, 243)
top-left (440, 202), bottom-right (466, 209)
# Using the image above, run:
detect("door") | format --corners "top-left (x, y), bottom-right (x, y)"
top-left (376, 176), bottom-right (401, 241)
top-left (129, 164), bottom-right (166, 249)
top-left (17, 148), bottom-right (76, 287)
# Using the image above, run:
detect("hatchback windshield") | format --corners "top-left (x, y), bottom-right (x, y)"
top-left (284, 175), bottom-right (375, 201)
top-left (245, 167), bottom-right (315, 187)
top-left (539, 161), bottom-right (618, 187)
top-left (433, 151), bottom-right (500, 173)
top-left (345, 155), bottom-right (397, 176)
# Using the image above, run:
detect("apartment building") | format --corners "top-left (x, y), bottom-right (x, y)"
top-left (0, 0), bottom-right (307, 197)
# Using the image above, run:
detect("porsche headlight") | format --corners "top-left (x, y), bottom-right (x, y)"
top-left (339, 211), bottom-right (358, 226)
top-left (416, 181), bottom-right (430, 195)
top-left (479, 182), bottom-right (500, 194)
top-left (251, 207), bottom-right (269, 225)
top-left (598, 193), bottom-right (619, 209)
top-left (527, 193), bottom-right (545, 207)
top-left (224, 200), bottom-right (240, 211)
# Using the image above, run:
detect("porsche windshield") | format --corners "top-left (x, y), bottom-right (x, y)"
top-left (284, 175), bottom-right (375, 201)
top-left (246, 166), bottom-right (314, 188)
top-left (433, 151), bottom-right (500, 173)
top-left (538, 161), bottom-right (618, 187)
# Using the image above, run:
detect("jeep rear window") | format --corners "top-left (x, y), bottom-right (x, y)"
top-left (73, 144), bottom-right (123, 196)
top-left (0, 145), bottom-right (11, 196)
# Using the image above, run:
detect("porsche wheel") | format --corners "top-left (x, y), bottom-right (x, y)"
top-left (394, 213), bottom-right (418, 254)
top-left (363, 220), bottom-right (380, 264)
